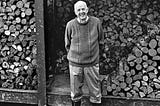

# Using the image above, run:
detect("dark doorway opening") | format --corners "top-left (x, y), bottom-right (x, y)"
top-left (44, 0), bottom-right (75, 93)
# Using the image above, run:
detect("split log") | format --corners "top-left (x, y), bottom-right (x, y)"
top-left (134, 47), bottom-right (143, 57)
top-left (135, 64), bottom-right (142, 71)
top-left (148, 49), bottom-right (157, 57)
top-left (129, 61), bottom-right (135, 67)
top-left (149, 39), bottom-right (157, 49)
top-left (143, 75), bottom-right (148, 81)
top-left (132, 80), bottom-right (140, 88)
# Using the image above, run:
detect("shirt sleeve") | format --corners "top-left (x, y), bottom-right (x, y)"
top-left (98, 20), bottom-right (104, 45)
top-left (65, 22), bottom-right (71, 53)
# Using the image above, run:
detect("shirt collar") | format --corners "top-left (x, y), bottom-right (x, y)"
top-left (77, 16), bottom-right (89, 24)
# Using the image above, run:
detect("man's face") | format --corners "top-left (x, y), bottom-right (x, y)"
top-left (74, 2), bottom-right (88, 20)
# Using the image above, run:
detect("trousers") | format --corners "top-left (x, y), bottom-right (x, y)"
top-left (69, 64), bottom-right (102, 103)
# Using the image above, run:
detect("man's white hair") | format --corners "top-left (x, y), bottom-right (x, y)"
top-left (74, 1), bottom-right (88, 10)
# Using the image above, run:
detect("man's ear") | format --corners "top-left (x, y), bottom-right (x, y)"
top-left (74, 9), bottom-right (78, 16)
top-left (86, 7), bottom-right (89, 13)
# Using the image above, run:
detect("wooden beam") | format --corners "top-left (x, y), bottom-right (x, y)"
top-left (35, 0), bottom-right (47, 105)
top-left (0, 88), bottom-right (37, 104)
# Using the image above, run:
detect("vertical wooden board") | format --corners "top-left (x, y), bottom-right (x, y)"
top-left (35, 0), bottom-right (46, 106)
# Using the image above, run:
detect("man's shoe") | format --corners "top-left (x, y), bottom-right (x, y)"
top-left (72, 101), bottom-right (81, 106)
top-left (91, 103), bottom-right (101, 106)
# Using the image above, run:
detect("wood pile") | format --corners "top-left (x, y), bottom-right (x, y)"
top-left (102, 35), bottom-right (160, 98)
top-left (97, 0), bottom-right (160, 98)
top-left (0, 0), bottom-right (37, 90)
top-left (55, 0), bottom-right (160, 99)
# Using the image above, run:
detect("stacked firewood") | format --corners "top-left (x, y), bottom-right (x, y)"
top-left (55, 50), bottom-right (69, 74)
top-left (98, 0), bottom-right (160, 98)
top-left (102, 33), bottom-right (160, 98)
top-left (0, 0), bottom-right (37, 90)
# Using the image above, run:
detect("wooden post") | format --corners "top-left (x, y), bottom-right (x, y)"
top-left (35, 0), bottom-right (47, 106)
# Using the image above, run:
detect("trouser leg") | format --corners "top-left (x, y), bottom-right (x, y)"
top-left (84, 64), bottom-right (102, 104)
top-left (69, 65), bottom-right (84, 102)
top-left (71, 101), bottom-right (81, 106)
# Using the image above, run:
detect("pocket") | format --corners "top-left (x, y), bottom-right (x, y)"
top-left (70, 65), bottom-right (83, 75)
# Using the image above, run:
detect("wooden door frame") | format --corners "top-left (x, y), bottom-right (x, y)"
top-left (35, 0), bottom-right (47, 105)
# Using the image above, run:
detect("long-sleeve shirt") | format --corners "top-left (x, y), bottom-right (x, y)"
top-left (65, 16), bottom-right (104, 67)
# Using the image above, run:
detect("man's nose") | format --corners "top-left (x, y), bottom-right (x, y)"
top-left (79, 9), bottom-right (84, 13)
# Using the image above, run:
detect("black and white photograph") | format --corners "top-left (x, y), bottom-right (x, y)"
top-left (0, 0), bottom-right (160, 106)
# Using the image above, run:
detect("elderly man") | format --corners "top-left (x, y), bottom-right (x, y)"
top-left (65, 1), bottom-right (104, 106)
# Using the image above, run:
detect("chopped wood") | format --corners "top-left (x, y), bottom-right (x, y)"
top-left (15, 9), bottom-right (21, 16)
top-left (147, 92), bottom-right (155, 98)
top-left (148, 49), bottom-right (157, 57)
top-left (143, 75), bottom-right (148, 81)
top-left (140, 86), bottom-right (147, 94)
top-left (21, 12), bottom-right (26, 17)
top-left (120, 82), bottom-right (127, 89)
top-left (126, 92), bottom-right (132, 98)
top-left (25, 8), bottom-right (32, 16)
top-left (147, 85), bottom-right (153, 94)
top-left (157, 47), bottom-right (160, 54)
top-left (117, 75), bottom-right (125, 82)
top-left (135, 57), bottom-right (142, 64)
top-left (135, 64), bottom-right (142, 70)
top-left (156, 94), bottom-right (160, 98)
top-left (147, 14), bottom-right (154, 21)
top-left (124, 63), bottom-right (130, 71)
top-left (142, 62), bottom-right (148, 68)
top-left (154, 69), bottom-right (158, 75)
top-left (131, 69), bottom-right (135, 76)
top-left (21, 19), bottom-right (27, 24)
top-left (147, 60), bottom-right (153, 65)
top-left (134, 47), bottom-right (143, 57)
top-left (107, 85), bottom-right (112, 92)
top-left (119, 69), bottom-right (125, 76)
top-left (124, 87), bottom-right (131, 92)
top-left (149, 72), bottom-right (156, 79)
top-left (111, 83), bottom-right (117, 89)
top-left (139, 91), bottom-right (145, 98)
top-left (112, 79), bottom-right (119, 85)
top-left (149, 39), bottom-right (157, 49)
top-left (154, 83), bottom-right (160, 89)
top-left (126, 71), bottom-right (131, 77)
top-left (133, 86), bottom-right (139, 92)
top-left (132, 81), bottom-right (140, 88)
top-left (153, 78), bottom-right (160, 83)
top-left (115, 86), bottom-right (121, 92)
top-left (141, 47), bottom-right (149, 54)
top-left (129, 61), bottom-right (135, 67)
top-left (146, 66), bottom-right (155, 72)
top-left (112, 90), bottom-right (118, 96)
top-left (16, 1), bottom-right (24, 8)
top-left (142, 55), bottom-right (148, 61)
top-left (141, 81), bottom-right (148, 86)
top-left (152, 56), bottom-right (160, 60)
top-left (152, 61), bottom-right (157, 67)
top-left (119, 92), bottom-right (125, 97)
top-left (133, 73), bottom-right (142, 81)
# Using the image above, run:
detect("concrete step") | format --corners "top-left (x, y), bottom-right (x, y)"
top-left (47, 94), bottom-right (160, 106)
